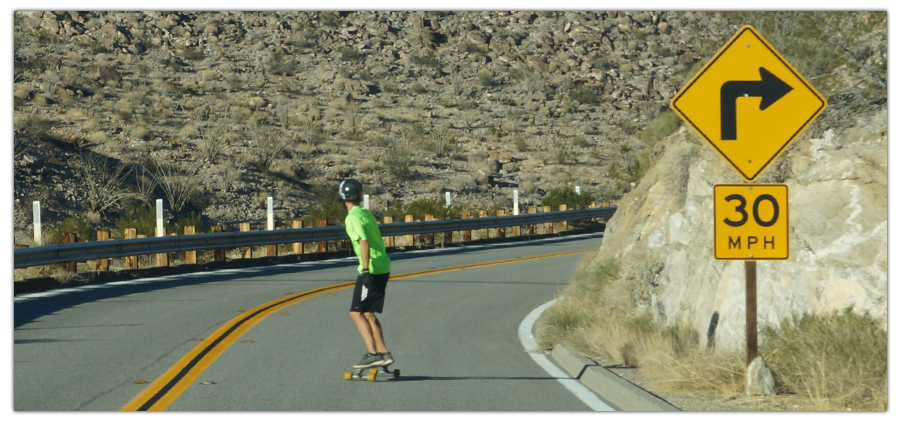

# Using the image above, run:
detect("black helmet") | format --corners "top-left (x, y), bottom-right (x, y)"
top-left (338, 179), bottom-right (363, 202)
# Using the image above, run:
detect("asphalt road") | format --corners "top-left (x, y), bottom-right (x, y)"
top-left (14, 233), bottom-right (603, 411)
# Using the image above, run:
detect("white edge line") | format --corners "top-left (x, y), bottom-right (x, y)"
top-left (518, 299), bottom-right (615, 412)
top-left (15, 233), bottom-right (604, 303)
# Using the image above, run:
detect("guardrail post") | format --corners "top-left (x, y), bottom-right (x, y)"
top-left (424, 214), bottom-right (435, 246)
top-left (495, 210), bottom-right (505, 238)
top-left (513, 190), bottom-right (520, 237)
top-left (96, 230), bottom-right (110, 271)
top-left (156, 226), bottom-right (169, 267)
top-left (443, 218), bottom-right (453, 245)
top-left (267, 197), bottom-right (277, 257)
top-left (267, 234), bottom-right (277, 257)
top-left (240, 222), bottom-right (251, 258)
top-left (125, 228), bottom-right (138, 269)
top-left (62, 232), bottom-right (77, 273)
top-left (184, 225), bottom-right (196, 264)
top-left (292, 220), bottom-right (304, 254)
top-left (461, 212), bottom-right (471, 242)
top-left (543, 206), bottom-right (552, 234)
top-left (316, 219), bottom-right (327, 252)
top-left (528, 207), bottom-right (537, 235)
top-left (382, 217), bottom-right (394, 248)
top-left (211, 225), bottom-right (225, 261)
top-left (560, 204), bottom-right (568, 231)
top-left (404, 215), bottom-right (414, 247)
top-left (478, 210), bottom-right (487, 239)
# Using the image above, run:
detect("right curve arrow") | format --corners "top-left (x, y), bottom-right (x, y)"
top-left (720, 67), bottom-right (793, 140)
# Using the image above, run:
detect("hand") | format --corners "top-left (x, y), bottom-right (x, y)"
top-left (360, 269), bottom-right (373, 287)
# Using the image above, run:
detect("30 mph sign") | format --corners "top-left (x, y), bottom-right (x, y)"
top-left (714, 184), bottom-right (789, 260)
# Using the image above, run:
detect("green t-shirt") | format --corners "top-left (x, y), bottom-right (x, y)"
top-left (344, 206), bottom-right (391, 275)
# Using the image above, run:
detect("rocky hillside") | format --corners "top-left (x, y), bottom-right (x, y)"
top-left (13, 11), bottom-right (886, 246)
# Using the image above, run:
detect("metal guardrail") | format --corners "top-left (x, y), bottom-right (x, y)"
top-left (13, 206), bottom-right (616, 269)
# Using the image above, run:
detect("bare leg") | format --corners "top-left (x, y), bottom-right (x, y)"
top-left (363, 312), bottom-right (388, 354)
top-left (350, 311), bottom-right (377, 354)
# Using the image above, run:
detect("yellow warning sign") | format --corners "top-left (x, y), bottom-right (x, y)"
top-left (714, 184), bottom-right (789, 260)
top-left (672, 26), bottom-right (826, 182)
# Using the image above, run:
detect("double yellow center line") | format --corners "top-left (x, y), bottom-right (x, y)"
top-left (121, 248), bottom-right (596, 410)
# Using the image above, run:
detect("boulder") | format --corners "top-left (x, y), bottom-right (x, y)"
top-left (746, 357), bottom-right (776, 396)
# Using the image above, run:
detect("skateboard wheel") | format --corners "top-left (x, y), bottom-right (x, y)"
top-left (344, 371), bottom-right (353, 381)
top-left (367, 372), bottom-right (377, 382)
top-left (393, 369), bottom-right (400, 378)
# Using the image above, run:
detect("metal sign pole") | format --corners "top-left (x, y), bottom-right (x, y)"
top-left (745, 260), bottom-right (758, 366)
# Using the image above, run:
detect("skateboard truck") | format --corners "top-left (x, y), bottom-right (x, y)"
top-left (344, 364), bottom-right (400, 382)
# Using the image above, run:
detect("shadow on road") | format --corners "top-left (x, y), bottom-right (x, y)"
top-left (391, 375), bottom-right (571, 382)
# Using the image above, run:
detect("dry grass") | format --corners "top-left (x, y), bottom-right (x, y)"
top-left (535, 253), bottom-right (888, 411)
top-left (641, 348), bottom-right (746, 399)
top-left (761, 308), bottom-right (887, 411)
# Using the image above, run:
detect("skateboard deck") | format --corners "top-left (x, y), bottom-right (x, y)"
top-left (344, 365), bottom-right (400, 382)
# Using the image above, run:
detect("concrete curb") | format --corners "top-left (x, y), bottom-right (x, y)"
top-left (550, 344), bottom-right (680, 411)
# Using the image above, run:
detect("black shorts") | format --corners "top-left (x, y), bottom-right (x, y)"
top-left (350, 272), bottom-right (390, 313)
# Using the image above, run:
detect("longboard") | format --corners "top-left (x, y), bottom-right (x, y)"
top-left (344, 365), bottom-right (400, 382)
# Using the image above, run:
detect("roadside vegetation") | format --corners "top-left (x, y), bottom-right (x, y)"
top-left (535, 256), bottom-right (887, 411)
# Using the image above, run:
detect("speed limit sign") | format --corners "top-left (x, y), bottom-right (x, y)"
top-left (714, 184), bottom-right (789, 260)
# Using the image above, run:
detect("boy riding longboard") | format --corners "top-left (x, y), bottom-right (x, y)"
top-left (339, 179), bottom-right (399, 381)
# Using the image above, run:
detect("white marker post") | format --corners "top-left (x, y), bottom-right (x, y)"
top-left (445, 191), bottom-right (451, 208)
top-left (575, 186), bottom-right (581, 195)
top-left (33, 201), bottom-right (41, 246)
top-left (364, 194), bottom-right (370, 210)
top-left (267, 197), bottom-right (274, 231)
top-left (156, 199), bottom-right (164, 237)
top-left (513, 190), bottom-right (519, 216)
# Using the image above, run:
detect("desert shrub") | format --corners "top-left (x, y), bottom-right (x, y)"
top-left (567, 81), bottom-right (602, 105)
top-left (198, 121), bottom-right (231, 162)
top-left (14, 114), bottom-right (52, 138)
top-left (74, 151), bottom-right (140, 217)
top-left (628, 110), bottom-right (681, 182)
top-left (638, 110), bottom-right (681, 145)
top-left (407, 197), bottom-right (460, 221)
top-left (45, 214), bottom-right (94, 244)
top-left (301, 185), bottom-right (347, 226)
top-left (550, 137), bottom-right (572, 164)
top-left (247, 124), bottom-right (290, 172)
top-left (541, 187), bottom-right (595, 210)
top-left (114, 201), bottom-right (157, 237)
top-left (151, 161), bottom-right (201, 214)
top-left (761, 308), bottom-right (887, 410)
top-left (173, 211), bottom-right (208, 234)
top-left (268, 51), bottom-right (299, 75)
top-left (384, 142), bottom-right (413, 180)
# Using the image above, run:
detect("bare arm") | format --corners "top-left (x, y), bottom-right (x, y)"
top-left (359, 239), bottom-right (370, 271)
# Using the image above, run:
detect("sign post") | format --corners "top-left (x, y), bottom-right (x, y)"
top-left (671, 25), bottom-right (825, 368)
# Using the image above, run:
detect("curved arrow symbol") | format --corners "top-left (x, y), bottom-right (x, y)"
top-left (720, 67), bottom-right (793, 140)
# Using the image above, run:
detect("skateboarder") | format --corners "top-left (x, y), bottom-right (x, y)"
top-left (339, 179), bottom-right (394, 370)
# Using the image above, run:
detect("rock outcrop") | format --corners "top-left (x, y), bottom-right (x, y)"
top-left (599, 107), bottom-right (887, 351)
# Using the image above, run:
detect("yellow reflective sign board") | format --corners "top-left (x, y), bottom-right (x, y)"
top-left (714, 184), bottom-right (789, 260)
top-left (672, 26), bottom-right (826, 182)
